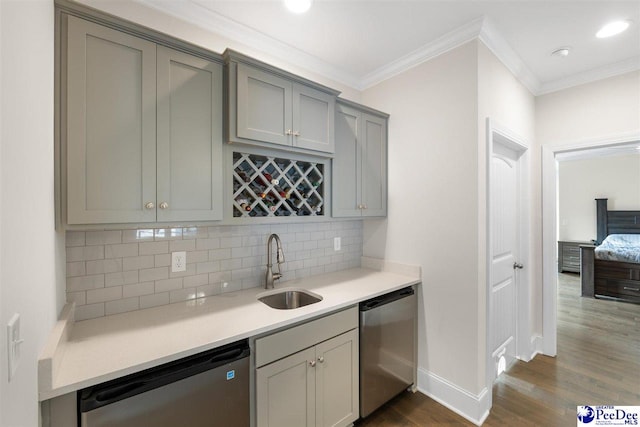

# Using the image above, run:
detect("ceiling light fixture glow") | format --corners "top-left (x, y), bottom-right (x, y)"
top-left (551, 47), bottom-right (570, 58)
top-left (596, 20), bottom-right (630, 38)
top-left (284, 0), bottom-right (312, 14)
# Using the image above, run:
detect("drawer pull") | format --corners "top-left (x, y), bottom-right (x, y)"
top-left (623, 287), bottom-right (639, 292)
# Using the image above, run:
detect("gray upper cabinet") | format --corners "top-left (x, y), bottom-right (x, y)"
top-left (226, 50), bottom-right (338, 155)
top-left (66, 15), bottom-right (157, 224)
top-left (333, 101), bottom-right (388, 218)
top-left (156, 47), bottom-right (223, 222)
top-left (65, 16), bottom-right (223, 224)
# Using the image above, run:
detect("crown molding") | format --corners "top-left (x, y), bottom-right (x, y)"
top-left (136, 0), bottom-right (362, 89)
top-left (134, 0), bottom-right (638, 97)
top-left (477, 17), bottom-right (541, 94)
top-left (358, 17), bottom-right (485, 90)
top-left (537, 56), bottom-right (640, 95)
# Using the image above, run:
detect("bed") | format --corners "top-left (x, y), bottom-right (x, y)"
top-left (580, 198), bottom-right (640, 303)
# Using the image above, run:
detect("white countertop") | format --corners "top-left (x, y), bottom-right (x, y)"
top-left (39, 259), bottom-right (420, 401)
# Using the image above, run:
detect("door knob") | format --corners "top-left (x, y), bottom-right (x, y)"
top-left (159, 202), bottom-right (169, 210)
top-left (144, 202), bottom-right (155, 209)
top-left (317, 356), bottom-right (324, 363)
top-left (513, 262), bottom-right (524, 270)
top-left (309, 360), bottom-right (316, 367)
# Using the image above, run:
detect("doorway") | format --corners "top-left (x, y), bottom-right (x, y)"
top-left (486, 119), bottom-right (531, 386)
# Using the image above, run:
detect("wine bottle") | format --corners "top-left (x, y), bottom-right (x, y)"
top-left (235, 198), bottom-right (251, 212)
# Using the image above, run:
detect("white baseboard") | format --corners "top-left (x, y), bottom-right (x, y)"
top-left (529, 335), bottom-right (544, 360)
top-left (417, 368), bottom-right (491, 425)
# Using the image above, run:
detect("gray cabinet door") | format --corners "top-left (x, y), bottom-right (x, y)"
top-left (332, 104), bottom-right (361, 217)
top-left (333, 103), bottom-right (387, 218)
top-left (256, 346), bottom-right (316, 427)
top-left (293, 84), bottom-right (335, 153)
top-left (236, 63), bottom-right (292, 147)
top-left (156, 47), bottom-right (223, 222)
top-left (315, 329), bottom-right (359, 427)
top-left (66, 16), bottom-right (157, 224)
top-left (360, 113), bottom-right (387, 217)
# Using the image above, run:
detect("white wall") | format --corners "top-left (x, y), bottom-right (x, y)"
top-left (477, 42), bottom-right (539, 348)
top-left (537, 71), bottom-right (640, 147)
top-left (0, 1), bottom-right (65, 426)
top-left (362, 41), bottom-right (481, 398)
top-left (559, 153), bottom-right (640, 241)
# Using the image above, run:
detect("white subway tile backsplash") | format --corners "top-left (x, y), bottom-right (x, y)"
top-left (105, 243), bottom-right (138, 259)
top-left (123, 282), bottom-right (155, 298)
top-left (87, 286), bottom-right (122, 304)
top-left (122, 256), bottom-right (155, 271)
top-left (105, 297), bottom-right (139, 316)
top-left (86, 259), bottom-right (122, 275)
top-left (65, 221), bottom-right (363, 320)
top-left (67, 275), bottom-right (105, 292)
top-left (139, 241), bottom-right (168, 256)
top-left (139, 267), bottom-right (168, 282)
top-left (105, 271), bottom-right (139, 287)
top-left (154, 278), bottom-right (183, 293)
top-left (86, 230), bottom-right (122, 246)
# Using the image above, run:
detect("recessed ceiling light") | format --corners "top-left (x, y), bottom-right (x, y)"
top-left (551, 47), bottom-right (571, 58)
top-left (284, 0), bottom-right (312, 14)
top-left (596, 20), bottom-right (631, 38)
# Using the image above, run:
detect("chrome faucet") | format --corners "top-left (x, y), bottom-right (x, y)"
top-left (265, 234), bottom-right (285, 289)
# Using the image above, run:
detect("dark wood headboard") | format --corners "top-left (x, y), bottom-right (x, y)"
top-left (596, 198), bottom-right (640, 244)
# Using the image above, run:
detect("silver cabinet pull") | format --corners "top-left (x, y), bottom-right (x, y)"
top-left (159, 202), bottom-right (169, 210)
top-left (363, 204), bottom-right (368, 209)
top-left (513, 262), bottom-right (524, 269)
top-left (623, 287), bottom-right (639, 292)
top-left (144, 202), bottom-right (155, 209)
top-left (285, 129), bottom-right (293, 135)
top-left (293, 130), bottom-right (300, 137)
top-left (318, 356), bottom-right (324, 363)
top-left (309, 360), bottom-right (316, 367)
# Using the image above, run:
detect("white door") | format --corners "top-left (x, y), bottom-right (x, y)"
top-left (490, 142), bottom-right (522, 379)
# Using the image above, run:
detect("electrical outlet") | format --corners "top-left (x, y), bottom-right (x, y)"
top-left (171, 251), bottom-right (187, 273)
top-left (334, 237), bottom-right (341, 251)
top-left (7, 313), bottom-right (23, 381)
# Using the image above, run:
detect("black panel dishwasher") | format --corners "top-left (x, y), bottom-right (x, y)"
top-left (78, 339), bottom-right (250, 427)
top-left (360, 287), bottom-right (416, 418)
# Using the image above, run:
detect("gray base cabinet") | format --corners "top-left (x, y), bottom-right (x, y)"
top-left (333, 100), bottom-right (388, 217)
top-left (225, 50), bottom-right (338, 155)
top-left (255, 308), bottom-right (359, 427)
top-left (64, 15), bottom-right (223, 225)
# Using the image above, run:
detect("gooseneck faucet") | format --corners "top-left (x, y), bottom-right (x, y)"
top-left (265, 234), bottom-right (285, 289)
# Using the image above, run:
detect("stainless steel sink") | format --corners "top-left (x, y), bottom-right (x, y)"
top-left (257, 288), bottom-right (322, 310)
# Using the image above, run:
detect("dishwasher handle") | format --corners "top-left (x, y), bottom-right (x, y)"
top-left (79, 340), bottom-right (249, 413)
top-left (359, 287), bottom-right (414, 312)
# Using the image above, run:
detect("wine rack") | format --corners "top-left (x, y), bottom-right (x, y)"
top-left (232, 152), bottom-right (325, 217)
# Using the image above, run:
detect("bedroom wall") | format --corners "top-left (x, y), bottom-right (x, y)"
top-left (559, 153), bottom-right (640, 241)
top-left (361, 41), bottom-right (484, 418)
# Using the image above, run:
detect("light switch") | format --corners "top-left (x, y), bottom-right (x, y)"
top-left (334, 237), bottom-right (341, 251)
top-left (7, 313), bottom-right (24, 381)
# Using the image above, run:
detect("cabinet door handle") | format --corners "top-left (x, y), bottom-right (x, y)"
top-left (144, 202), bottom-right (155, 209)
top-left (363, 204), bottom-right (368, 209)
top-left (309, 360), bottom-right (316, 367)
top-left (623, 287), bottom-right (639, 292)
top-left (317, 356), bottom-right (324, 363)
top-left (159, 202), bottom-right (169, 210)
top-left (285, 129), bottom-right (293, 136)
top-left (293, 130), bottom-right (300, 137)
top-left (513, 262), bottom-right (524, 270)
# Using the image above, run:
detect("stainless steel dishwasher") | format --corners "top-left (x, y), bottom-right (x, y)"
top-left (78, 339), bottom-right (250, 427)
top-left (359, 286), bottom-right (416, 418)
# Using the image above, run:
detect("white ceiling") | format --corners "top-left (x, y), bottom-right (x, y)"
top-left (141, 0), bottom-right (640, 94)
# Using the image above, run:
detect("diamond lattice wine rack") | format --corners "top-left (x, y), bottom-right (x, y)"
top-left (232, 152), bottom-right (325, 217)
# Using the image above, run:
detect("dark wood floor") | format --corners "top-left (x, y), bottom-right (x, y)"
top-left (356, 273), bottom-right (640, 426)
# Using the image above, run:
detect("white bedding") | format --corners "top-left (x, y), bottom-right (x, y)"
top-left (595, 234), bottom-right (640, 264)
